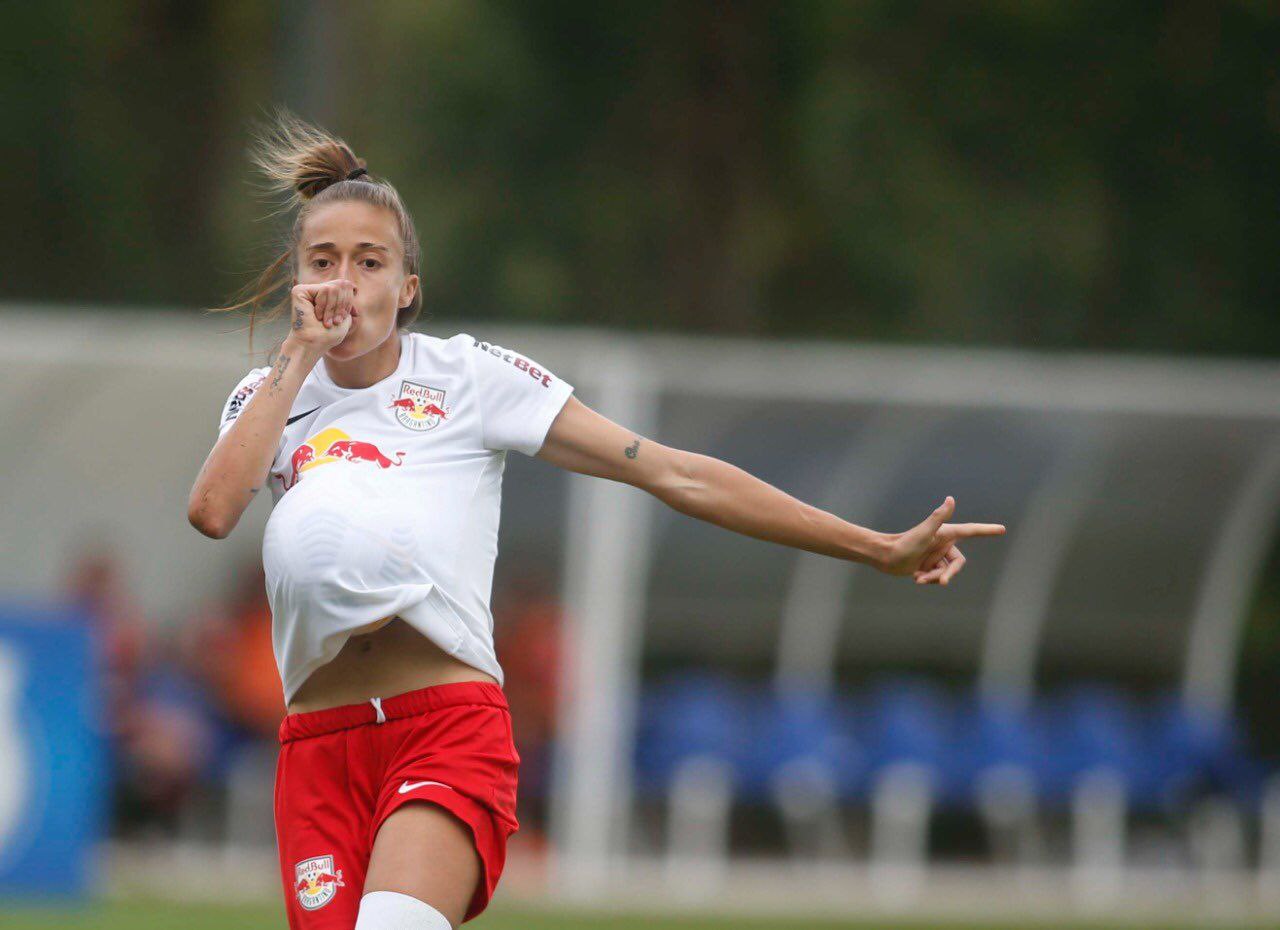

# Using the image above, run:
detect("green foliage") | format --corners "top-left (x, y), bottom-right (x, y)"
top-left (4, 1), bottom-right (1278, 354)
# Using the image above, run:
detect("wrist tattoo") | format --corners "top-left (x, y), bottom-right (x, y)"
top-left (625, 438), bottom-right (641, 459)
top-left (269, 354), bottom-right (292, 395)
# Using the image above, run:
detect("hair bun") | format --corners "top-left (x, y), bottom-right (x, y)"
top-left (248, 107), bottom-right (368, 205)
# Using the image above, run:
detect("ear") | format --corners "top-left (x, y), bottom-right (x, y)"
top-left (399, 274), bottom-right (419, 309)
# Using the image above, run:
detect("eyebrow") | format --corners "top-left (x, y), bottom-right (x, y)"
top-left (305, 242), bottom-right (391, 253)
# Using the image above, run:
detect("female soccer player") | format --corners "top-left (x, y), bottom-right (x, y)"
top-left (188, 111), bottom-right (1006, 930)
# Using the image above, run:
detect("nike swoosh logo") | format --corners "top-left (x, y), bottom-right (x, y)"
top-left (287, 407), bottom-right (321, 425)
top-left (399, 780), bottom-right (453, 795)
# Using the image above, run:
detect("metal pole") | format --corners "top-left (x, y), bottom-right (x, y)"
top-left (1182, 437), bottom-right (1280, 720)
top-left (979, 427), bottom-right (1110, 709)
top-left (548, 344), bottom-right (657, 896)
top-left (775, 409), bottom-right (946, 694)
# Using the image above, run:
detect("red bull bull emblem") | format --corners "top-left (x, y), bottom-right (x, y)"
top-left (390, 380), bottom-right (449, 432)
top-left (284, 427), bottom-right (406, 490)
top-left (294, 854), bottom-right (345, 910)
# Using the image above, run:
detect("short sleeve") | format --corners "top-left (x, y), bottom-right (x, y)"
top-left (469, 337), bottom-right (574, 455)
top-left (218, 367), bottom-right (270, 437)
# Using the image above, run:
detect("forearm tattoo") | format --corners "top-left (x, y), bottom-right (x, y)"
top-left (268, 353), bottom-right (292, 396)
top-left (625, 438), bottom-right (641, 459)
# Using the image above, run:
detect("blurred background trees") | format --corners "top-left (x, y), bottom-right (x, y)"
top-left (7, 0), bottom-right (1278, 355)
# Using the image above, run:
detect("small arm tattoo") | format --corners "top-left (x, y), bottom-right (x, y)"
top-left (268, 353), bottom-right (292, 395)
top-left (625, 438), bottom-right (641, 459)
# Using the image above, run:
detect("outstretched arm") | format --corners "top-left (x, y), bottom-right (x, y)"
top-left (536, 397), bottom-right (1006, 584)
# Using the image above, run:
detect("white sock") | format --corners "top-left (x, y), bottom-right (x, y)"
top-left (354, 890), bottom-right (453, 930)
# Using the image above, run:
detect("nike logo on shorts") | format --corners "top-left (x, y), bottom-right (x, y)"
top-left (399, 780), bottom-right (453, 795)
top-left (287, 407), bottom-right (321, 425)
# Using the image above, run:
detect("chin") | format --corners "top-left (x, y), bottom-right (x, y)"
top-left (325, 336), bottom-right (361, 360)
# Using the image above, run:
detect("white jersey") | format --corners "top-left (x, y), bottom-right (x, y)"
top-left (217, 331), bottom-right (574, 703)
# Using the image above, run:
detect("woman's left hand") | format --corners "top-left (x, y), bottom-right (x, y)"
top-left (877, 496), bottom-right (1006, 585)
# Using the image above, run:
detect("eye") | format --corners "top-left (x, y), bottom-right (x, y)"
top-left (311, 258), bottom-right (331, 269)
top-left (360, 258), bottom-right (382, 270)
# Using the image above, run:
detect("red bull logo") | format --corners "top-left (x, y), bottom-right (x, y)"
top-left (390, 380), bottom-right (449, 432)
top-left (294, 854), bottom-right (344, 910)
top-left (285, 427), bottom-right (405, 490)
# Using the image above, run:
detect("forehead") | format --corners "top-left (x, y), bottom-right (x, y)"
top-left (301, 201), bottom-right (401, 253)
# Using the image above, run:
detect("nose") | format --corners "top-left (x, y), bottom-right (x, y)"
top-left (337, 258), bottom-right (359, 293)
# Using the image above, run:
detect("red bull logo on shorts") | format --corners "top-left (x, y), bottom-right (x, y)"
top-left (389, 380), bottom-right (450, 432)
top-left (294, 854), bottom-right (345, 910)
top-left (284, 427), bottom-right (406, 490)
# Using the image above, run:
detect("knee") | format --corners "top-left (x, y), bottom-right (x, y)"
top-left (355, 889), bottom-right (453, 929)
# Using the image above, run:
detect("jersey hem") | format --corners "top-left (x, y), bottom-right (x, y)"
top-left (280, 583), bottom-right (476, 705)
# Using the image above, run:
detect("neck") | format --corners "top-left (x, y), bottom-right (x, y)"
top-left (323, 331), bottom-right (401, 389)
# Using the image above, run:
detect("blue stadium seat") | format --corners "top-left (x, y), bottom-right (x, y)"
top-left (947, 691), bottom-right (1041, 809)
top-left (1038, 683), bottom-right (1142, 807)
top-left (736, 685), bottom-right (863, 803)
top-left (1142, 693), bottom-right (1265, 812)
top-left (632, 670), bottom-right (747, 799)
top-left (858, 676), bottom-right (953, 792)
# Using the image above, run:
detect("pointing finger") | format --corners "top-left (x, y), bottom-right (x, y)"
top-left (948, 523), bottom-right (1007, 539)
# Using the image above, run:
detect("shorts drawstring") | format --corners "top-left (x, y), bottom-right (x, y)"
top-left (278, 680), bottom-right (508, 743)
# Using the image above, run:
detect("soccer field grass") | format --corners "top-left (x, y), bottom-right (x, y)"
top-left (0, 900), bottom-right (1271, 930)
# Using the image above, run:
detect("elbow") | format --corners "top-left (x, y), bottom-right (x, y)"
top-left (188, 506), bottom-right (229, 540)
top-left (187, 491), bottom-right (232, 540)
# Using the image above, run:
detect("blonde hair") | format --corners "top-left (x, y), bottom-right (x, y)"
top-left (210, 107), bottom-right (423, 355)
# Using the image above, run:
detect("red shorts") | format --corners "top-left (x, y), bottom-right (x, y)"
top-left (274, 680), bottom-right (520, 927)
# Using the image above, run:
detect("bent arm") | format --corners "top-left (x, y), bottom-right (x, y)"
top-left (536, 396), bottom-right (890, 569)
top-left (188, 337), bottom-right (321, 539)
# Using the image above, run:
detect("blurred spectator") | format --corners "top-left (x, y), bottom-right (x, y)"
top-left (62, 535), bottom-right (218, 838)
top-left (63, 536), bottom-right (150, 722)
top-left (180, 560), bottom-right (284, 741)
top-left (114, 663), bottom-right (219, 836)
top-left (494, 572), bottom-right (565, 840)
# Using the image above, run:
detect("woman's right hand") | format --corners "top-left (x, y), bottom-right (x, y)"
top-left (287, 279), bottom-right (355, 349)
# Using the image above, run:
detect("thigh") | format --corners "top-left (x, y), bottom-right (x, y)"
top-left (275, 738), bottom-right (373, 930)
top-left (364, 801), bottom-right (482, 928)
top-left (365, 701), bottom-right (521, 923)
